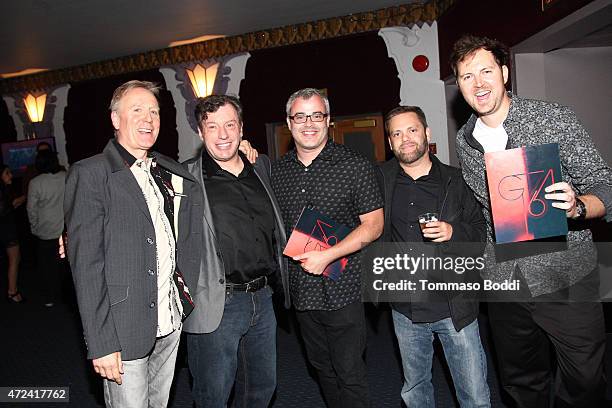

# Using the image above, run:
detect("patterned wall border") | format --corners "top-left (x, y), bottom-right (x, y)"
top-left (0, 0), bottom-right (455, 94)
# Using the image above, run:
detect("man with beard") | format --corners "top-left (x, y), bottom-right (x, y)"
top-left (451, 35), bottom-right (612, 407)
top-left (181, 95), bottom-right (289, 408)
top-left (379, 106), bottom-right (489, 407)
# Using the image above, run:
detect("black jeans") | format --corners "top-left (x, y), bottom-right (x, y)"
top-left (37, 238), bottom-right (61, 304)
top-left (296, 301), bottom-right (369, 408)
top-left (488, 271), bottom-right (606, 408)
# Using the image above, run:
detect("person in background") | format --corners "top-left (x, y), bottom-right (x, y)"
top-left (1, 164), bottom-right (25, 303)
top-left (22, 141), bottom-right (53, 194)
top-left (27, 150), bottom-right (67, 307)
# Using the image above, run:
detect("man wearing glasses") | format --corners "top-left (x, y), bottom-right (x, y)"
top-left (271, 88), bottom-right (384, 407)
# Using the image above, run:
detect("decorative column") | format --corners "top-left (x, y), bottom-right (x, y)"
top-left (379, 22), bottom-right (449, 164)
top-left (3, 85), bottom-right (70, 167)
top-left (49, 85), bottom-right (70, 168)
top-left (160, 52), bottom-right (251, 162)
top-left (159, 66), bottom-right (197, 162)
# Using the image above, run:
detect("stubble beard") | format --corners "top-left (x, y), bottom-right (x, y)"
top-left (396, 142), bottom-right (428, 165)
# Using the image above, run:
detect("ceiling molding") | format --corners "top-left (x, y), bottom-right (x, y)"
top-left (0, 0), bottom-right (454, 94)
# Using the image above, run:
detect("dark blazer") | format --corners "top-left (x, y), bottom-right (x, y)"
top-left (379, 154), bottom-right (486, 331)
top-left (180, 153), bottom-right (290, 334)
top-left (64, 140), bottom-right (198, 360)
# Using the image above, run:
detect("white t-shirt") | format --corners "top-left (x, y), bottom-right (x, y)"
top-left (473, 118), bottom-right (509, 153)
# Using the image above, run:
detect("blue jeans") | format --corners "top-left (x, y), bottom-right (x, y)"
top-left (103, 328), bottom-right (181, 408)
top-left (392, 310), bottom-right (490, 408)
top-left (187, 286), bottom-right (277, 408)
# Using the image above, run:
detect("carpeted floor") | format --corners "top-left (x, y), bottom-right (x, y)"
top-left (1, 255), bottom-right (610, 407)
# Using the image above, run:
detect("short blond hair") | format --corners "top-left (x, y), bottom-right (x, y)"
top-left (109, 80), bottom-right (161, 112)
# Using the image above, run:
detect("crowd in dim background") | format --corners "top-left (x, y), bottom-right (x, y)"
top-left (1, 141), bottom-right (66, 306)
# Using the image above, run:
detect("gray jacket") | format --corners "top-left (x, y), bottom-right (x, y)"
top-left (456, 93), bottom-right (612, 296)
top-left (65, 141), bottom-right (197, 360)
top-left (181, 153), bottom-right (290, 334)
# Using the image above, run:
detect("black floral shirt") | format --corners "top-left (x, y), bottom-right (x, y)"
top-left (271, 140), bottom-right (383, 311)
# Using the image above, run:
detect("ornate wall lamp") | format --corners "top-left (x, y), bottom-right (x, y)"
top-left (19, 92), bottom-right (54, 139)
top-left (185, 62), bottom-right (219, 98)
top-left (23, 93), bottom-right (47, 123)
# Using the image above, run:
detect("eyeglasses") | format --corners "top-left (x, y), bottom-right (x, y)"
top-left (288, 112), bottom-right (328, 124)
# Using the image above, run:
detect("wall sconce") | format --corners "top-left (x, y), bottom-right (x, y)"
top-left (23, 93), bottom-right (47, 122)
top-left (186, 63), bottom-right (219, 98)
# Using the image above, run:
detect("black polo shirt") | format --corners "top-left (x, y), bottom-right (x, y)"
top-left (391, 158), bottom-right (450, 322)
top-left (271, 140), bottom-right (383, 311)
top-left (202, 150), bottom-right (277, 284)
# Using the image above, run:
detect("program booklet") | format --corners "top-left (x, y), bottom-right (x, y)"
top-left (283, 207), bottom-right (352, 280)
top-left (484, 143), bottom-right (568, 244)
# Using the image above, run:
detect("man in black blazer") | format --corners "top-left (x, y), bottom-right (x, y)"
top-left (64, 80), bottom-right (197, 407)
top-left (180, 95), bottom-right (289, 408)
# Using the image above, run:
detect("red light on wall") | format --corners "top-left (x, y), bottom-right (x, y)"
top-left (412, 55), bottom-right (429, 72)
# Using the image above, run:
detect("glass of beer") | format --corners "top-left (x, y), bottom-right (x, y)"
top-left (418, 212), bottom-right (439, 236)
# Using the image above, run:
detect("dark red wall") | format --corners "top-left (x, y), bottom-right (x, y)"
top-left (0, 98), bottom-right (17, 147)
top-left (239, 32), bottom-right (400, 153)
top-left (64, 70), bottom-right (178, 163)
top-left (438, 0), bottom-right (594, 79)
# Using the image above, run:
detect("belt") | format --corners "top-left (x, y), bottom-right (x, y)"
top-left (226, 276), bottom-right (268, 293)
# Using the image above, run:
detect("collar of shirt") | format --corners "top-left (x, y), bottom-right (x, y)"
top-left (112, 138), bottom-right (138, 167)
top-left (201, 148), bottom-right (252, 179)
top-left (134, 157), bottom-right (154, 173)
top-left (397, 153), bottom-right (441, 183)
top-left (113, 138), bottom-right (157, 169)
top-left (283, 138), bottom-right (339, 165)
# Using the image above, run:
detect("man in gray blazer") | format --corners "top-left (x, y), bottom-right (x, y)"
top-left (64, 80), bottom-right (197, 408)
top-left (180, 95), bottom-right (290, 408)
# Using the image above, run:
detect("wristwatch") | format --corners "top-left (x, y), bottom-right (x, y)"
top-left (573, 197), bottom-right (586, 220)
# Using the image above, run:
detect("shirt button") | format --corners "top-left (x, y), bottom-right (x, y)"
top-left (410, 225), bottom-right (414, 229)
top-left (304, 168), bottom-right (309, 172)
top-left (410, 202), bottom-right (414, 206)
top-left (219, 278), bottom-right (225, 284)
top-left (148, 269), bottom-right (154, 276)
top-left (301, 189), bottom-right (305, 193)
top-left (149, 302), bottom-right (155, 308)
top-left (146, 237), bottom-right (154, 245)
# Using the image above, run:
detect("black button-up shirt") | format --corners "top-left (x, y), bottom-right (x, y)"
top-left (391, 159), bottom-right (441, 243)
top-left (390, 158), bottom-right (450, 322)
top-left (202, 150), bottom-right (277, 284)
top-left (272, 140), bottom-right (383, 311)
